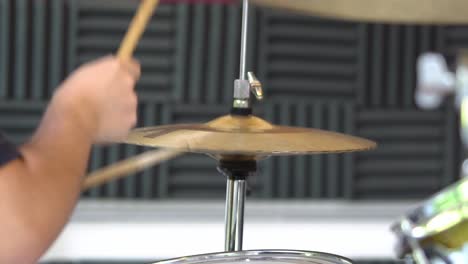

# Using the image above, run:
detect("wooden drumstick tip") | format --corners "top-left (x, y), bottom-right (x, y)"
top-left (117, 0), bottom-right (160, 60)
top-left (82, 149), bottom-right (181, 191)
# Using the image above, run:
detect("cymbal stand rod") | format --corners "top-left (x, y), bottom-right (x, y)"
top-left (233, 179), bottom-right (246, 250)
top-left (218, 160), bottom-right (256, 252)
top-left (223, 177), bottom-right (247, 251)
top-left (224, 178), bottom-right (235, 251)
top-left (239, 0), bottom-right (249, 80)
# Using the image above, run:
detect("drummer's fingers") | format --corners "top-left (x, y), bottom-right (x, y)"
top-left (120, 58), bottom-right (141, 81)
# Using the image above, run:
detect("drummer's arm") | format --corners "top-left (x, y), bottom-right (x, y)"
top-left (0, 91), bottom-right (94, 263)
top-left (0, 56), bottom-right (140, 263)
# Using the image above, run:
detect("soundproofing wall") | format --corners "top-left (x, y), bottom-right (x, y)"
top-left (0, 0), bottom-right (463, 200)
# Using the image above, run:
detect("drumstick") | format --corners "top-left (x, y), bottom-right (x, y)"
top-left (83, 0), bottom-right (240, 190)
top-left (117, 0), bottom-right (160, 60)
top-left (83, 0), bottom-right (175, 191)
top-left (82, 149), bottom-right (181, 191)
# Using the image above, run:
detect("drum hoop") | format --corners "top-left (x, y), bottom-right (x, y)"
top-left (152, 250), bottom-right (354, 264)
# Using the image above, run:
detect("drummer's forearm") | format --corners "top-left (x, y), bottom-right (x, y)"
top-left (0, 91), bottom-right (94, 263)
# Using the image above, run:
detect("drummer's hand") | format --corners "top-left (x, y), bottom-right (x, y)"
top-left (53, 56), bottom-right (141, 143)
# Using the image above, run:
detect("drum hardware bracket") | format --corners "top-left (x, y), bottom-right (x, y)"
top-left (231, 72), bottom-right (264, 115)
top-left (217, 160), bottom-right (257, 180)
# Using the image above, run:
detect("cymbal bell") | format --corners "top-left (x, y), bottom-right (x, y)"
top-left (252, 0), bottom-right (468, 24)
top-left (123, 114), bottom-right (376, 160)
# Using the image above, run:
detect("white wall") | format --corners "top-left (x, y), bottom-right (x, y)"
top-left (41, 200), bottom-right (415, 263)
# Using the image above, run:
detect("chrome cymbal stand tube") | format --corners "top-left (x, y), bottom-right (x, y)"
top-left (218, 160), bottom-right (256, 252)
top-left (224, 178), bottom-right (236, 250)
top-left (221, 0), bottom-right (260, 253)
top-left (222, 0), bottom-right (264, 253)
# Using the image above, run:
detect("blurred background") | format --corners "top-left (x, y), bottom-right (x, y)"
top-left (0, 0), bottom-right (465, 263)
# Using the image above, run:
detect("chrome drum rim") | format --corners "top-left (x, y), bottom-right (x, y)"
top-left (152, 250), bottom-right (353, 264)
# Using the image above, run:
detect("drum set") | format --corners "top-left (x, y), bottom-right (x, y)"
top-left (82, 0), bottom-right (468, 263)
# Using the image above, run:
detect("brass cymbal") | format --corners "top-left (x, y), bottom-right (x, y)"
top-left (252, 0), bottom-right (468, 24)
top-left (83, 115), bottom-right (375, 190)
top-left (124, 114), bottom-right (376, 159)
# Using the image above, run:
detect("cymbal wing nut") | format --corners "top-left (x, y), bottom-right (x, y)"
top-left (248, 72), bottom-right (263, 100)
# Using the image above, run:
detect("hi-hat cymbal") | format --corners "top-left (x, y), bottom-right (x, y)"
top-left (83, 114), bottom-right (375, 190)
top-left (252, 0), bottom-right (468, 24)
top-left (124, 114), bottom-right (376, 160)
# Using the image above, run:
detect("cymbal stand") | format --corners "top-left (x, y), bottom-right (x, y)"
top-left (222, 0), bottom-right (263, 252)
top-left (218, 160), bottom-right (257, 251)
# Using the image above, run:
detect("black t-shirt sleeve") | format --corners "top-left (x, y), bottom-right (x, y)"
top-left (0, 133), bottom-right (20, 166)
